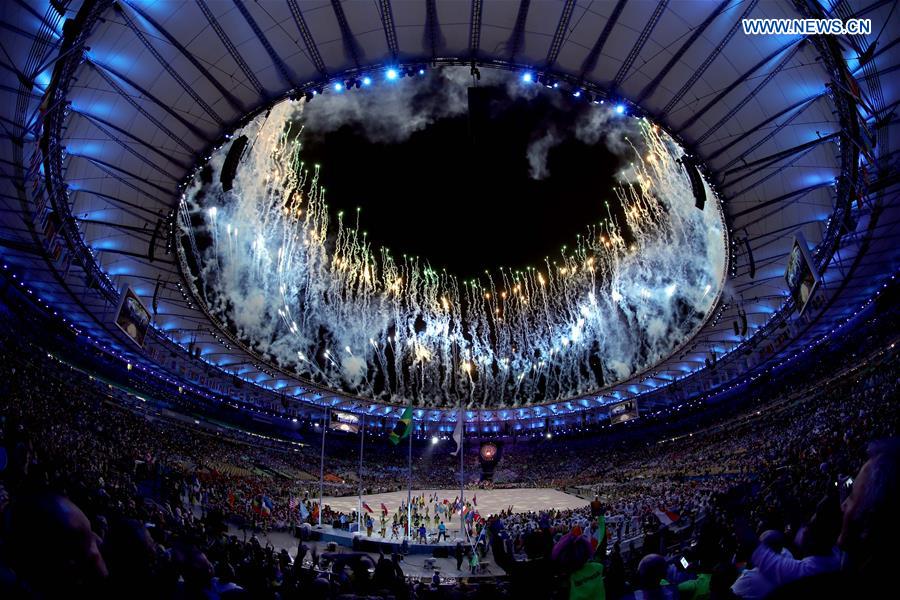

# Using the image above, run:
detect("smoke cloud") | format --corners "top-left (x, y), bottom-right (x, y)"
top-left (302, 67), bottom-right (639, 181)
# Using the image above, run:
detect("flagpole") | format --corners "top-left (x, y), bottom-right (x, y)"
top-left (459, 397), bottom-right (465, 540)
top-left (461, 362), bottom-right (472, 540)
top-left (409, 356), bottom-right (426, 542)
top-left (407, 407), bottom-right (412, 541)
top-left (358, 415), bottom-right (365, 531)
top-left (318, 408), bottom-right (327, 526)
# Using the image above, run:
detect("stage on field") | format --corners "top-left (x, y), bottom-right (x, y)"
top-left (319, 487), bottom-right (588, 535)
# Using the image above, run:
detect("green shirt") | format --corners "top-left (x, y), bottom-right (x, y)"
top-left (677, 573), bottom-right (711, 600)
top-left (570, 561), bottom-right (605, 600)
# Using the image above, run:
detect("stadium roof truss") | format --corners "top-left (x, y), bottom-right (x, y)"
top-left (1, 0), bottom-right (897, 424)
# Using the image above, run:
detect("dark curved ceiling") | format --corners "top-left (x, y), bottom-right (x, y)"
top-left (1, 0), bottom-right (897, 424)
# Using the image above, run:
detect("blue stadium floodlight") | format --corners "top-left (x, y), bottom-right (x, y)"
top-left (521, 72), bottom-right (533, 83)
top-left (362, 76), bottom-right (372, 86)
top-left (386, 68), bottom-right (399, 80)
top-left (333, 82), bottom-right (343, 92)
top-left (616, 104), bottom-right (626, 115)
top-left (418, 68), bottom-right (425, 75)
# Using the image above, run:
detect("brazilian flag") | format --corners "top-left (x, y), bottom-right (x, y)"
top-left (390, 406), bottom-right (413, 445)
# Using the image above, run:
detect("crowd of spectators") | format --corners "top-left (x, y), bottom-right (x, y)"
top-left (0, 289), bottom-right (897, 599)
top-left (477, 340), bottom-right (898, 598)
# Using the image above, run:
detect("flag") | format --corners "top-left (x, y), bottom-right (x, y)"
top-left (261, 495), bottom-right (274, 517)
top-left (451, 417), bottom-right (463, 456)
top-left (475, 526), bottom-right (486, 545)
top-left (299, 502), bottom-right (310, 520)
top-left (380, 503), bottom-right (389, 515)
top-left (43, 214), bottom-right (58, 244)
top-left (49, 236), bottom-right (64, 262)
top-left (585, 516), bottom-right (605, 552)
top-left (362, 502), bottom-right (374, 513)
top-left (653, 508), bottom-right (680, 526)
top-left (472, 494), bottom-right (477, 506)
top-left (26, 148), bottom-right (41, 180)
top-left (389, 406), bottom-right (413, 445)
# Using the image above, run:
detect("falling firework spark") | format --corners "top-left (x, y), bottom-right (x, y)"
top-left (179, 68), bottom-right (726, 409)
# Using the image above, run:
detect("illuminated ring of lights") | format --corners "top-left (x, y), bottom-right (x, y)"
top-left (179, 63), bottom-right (729, 408)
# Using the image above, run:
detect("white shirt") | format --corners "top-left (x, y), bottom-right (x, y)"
top-left (730, 551), bottom-right (792, 600)
top-left (750, 544), bottom-right (842, 589)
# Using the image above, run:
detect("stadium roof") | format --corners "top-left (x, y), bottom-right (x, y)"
top-left (1, 0), bottom-right (897, 422)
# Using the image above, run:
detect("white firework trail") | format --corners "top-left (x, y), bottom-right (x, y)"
top-left (180, 69), bottom-right (726, 408)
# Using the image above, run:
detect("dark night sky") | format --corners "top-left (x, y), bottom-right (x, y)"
top-left (299, 86), bottom-right (624, 280)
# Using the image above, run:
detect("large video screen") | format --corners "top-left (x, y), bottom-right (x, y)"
top-left (114, 286), bottom-right (151, 348)
top-left (785, 232), bottom-right (820, 315)
top-left (329, 410), bottom-right (360, 433)
top-left (609, 399), bottom-right (640, 424)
